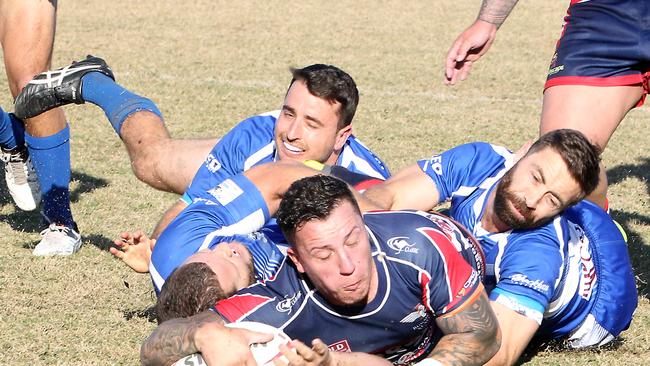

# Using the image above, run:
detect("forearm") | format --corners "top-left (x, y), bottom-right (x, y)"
top-left (140, 311), bottom-right (221, 366)
top-left (430, 292), bottom-right (501, 365)
top-left (151, 199), bottom-right (188, 239)
top-left (477, 0), bottom-right (519, 27)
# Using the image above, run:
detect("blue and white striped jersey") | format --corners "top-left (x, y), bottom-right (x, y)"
top-left (150, 174), bottom-right (284, 293)
top-left (417, 142), bottom-right (635, 344)
top-left (182, 110), bottom-right (390, 204)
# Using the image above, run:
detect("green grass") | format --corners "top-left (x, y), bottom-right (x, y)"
top-left (1, 0), bottom-right (649, 364)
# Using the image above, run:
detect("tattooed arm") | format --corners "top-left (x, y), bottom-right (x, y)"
top-left (140, 311), bottom-right (272, 366)
top-left (444, 0), bottom-right (520, 85)
top-left (483, 301), bottom-right (538, 366)
top-left (426, 289), bottom-right (501, 366)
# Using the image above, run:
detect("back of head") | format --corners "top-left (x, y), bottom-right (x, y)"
top-left (155, 262), bottom-right (226, 324)
top-left (289, 64), bottom-right (359, 128)
top-left (276, 175), bottom-right (360, 243)
top-left (527, 129), bottom-right (601, 199)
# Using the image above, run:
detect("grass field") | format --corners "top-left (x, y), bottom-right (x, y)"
top-left (1, 0), bottom-right (649, 364)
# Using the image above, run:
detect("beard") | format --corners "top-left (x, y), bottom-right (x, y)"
top-left (493, 172), bottom-right (549, 230)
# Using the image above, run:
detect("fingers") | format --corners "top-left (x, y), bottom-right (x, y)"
top-left (310, 338), bottom-right (328, 357)
top-left (108, 246), bottom-right (124, 259)
top-left (240, 329), bottom-right (274, 345)
top-left (444, 39), bottom-right (464, 81)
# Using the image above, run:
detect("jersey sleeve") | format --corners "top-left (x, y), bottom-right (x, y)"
top-left (489, 228), bottom-right (563, 324)
top-left (337, 135), bottom-right (391, 179)
top-left (150, 173), bottom-right (270, 293)
top-left (183, 114), bottom-right (276, 203)
top-left (416, 226), bottom-right (483, 317)
top-left (417, 142), bottom-right (510, 201)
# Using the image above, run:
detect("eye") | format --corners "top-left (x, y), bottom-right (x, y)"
top-left (546, 194), bottom-right (560, 209)
top-left (282, 109), bottom-right (294, 118)
top-left (313, 250), bottom-right (332, 260)
top-left (532, 173), bottom-right (541, 183)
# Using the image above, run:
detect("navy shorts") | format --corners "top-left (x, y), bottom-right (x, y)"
top-left (546, 0), bottom-right (650, 106)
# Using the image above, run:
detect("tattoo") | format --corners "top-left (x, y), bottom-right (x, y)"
top-left (477, 0), bottom-right (519, 27)
top-left (140, 311), bottom-right (220, 366)
top-left (430, 291), bottom-right (501, 366)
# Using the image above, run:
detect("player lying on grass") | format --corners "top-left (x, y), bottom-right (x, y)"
top-left (13, 56), bottom-right (390, 240)
top-left (363, 129), bottom-right (637, 365)
top-left (141, 173), bottom-right (501, 366)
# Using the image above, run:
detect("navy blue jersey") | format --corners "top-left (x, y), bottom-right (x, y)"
top-left (418, 142), bottom-right (636, 346)
top-left (215, 210), bottom-right (484, 365)
top-left (182, 111), bottom-right (390, 204)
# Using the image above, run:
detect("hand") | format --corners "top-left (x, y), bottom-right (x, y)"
top-left (273, 338), bottom-right (332, 366)
top-left (196, 323), bottom-right (274, 366)
top-left (109, 230), bottom-right (155, 273)
top-left (444, 20), bottom-right (498, 85)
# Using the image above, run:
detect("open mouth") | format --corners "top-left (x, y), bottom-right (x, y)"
top-left (282, 141), bottom-right (305, 154)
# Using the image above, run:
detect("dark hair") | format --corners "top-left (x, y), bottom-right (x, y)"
top-left (527, 129), bottom-right (601, 198)
top-left (289, 64), bottom-right (359, 128)
top-left (155, 262), bottom-right (226, 324)
top-left (277, 175), bottom-right (360, 242)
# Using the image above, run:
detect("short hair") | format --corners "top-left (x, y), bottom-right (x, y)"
top-left (155, 262), bottom-right (226, 324)
top-left (276, 175), bottom-right (360, 242)
top-left (289, 64), bottom-right (359, 128)
top-left (527, 129), bottom-right (601, 199)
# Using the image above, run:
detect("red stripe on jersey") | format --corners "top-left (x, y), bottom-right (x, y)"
top-left (215, 293), bottom-right (274, 322)
top-left (419, 271), bottom-right (433, 313)
top-left (419, 227), bottom-right (479, 313)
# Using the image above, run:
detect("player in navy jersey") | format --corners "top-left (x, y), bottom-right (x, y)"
top-left (141, 174), bottom-right (500, 366)
top-left (364, 129), bottom-right (637, 365)
top-left (445, 0), bottom-right (650, 208)
top-left (14, 56), bottom-right (390, 243)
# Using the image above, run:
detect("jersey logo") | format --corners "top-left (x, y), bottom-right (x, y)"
top-left (204, 154), bottom-right (222, 173)
top-left (386, 237), bottom-right (419, 255)
top-left (328, 340), bottom-right (351, 352)
top-left (425, 155), bottom-right (443, 175)
top-left (207, 178), bottom-right (243, 206)
top-left (399, 304), bottom-right (427, 323)
top-left (275, 291), bottom-right (302, 314)
top-left (509, 274), bottom-right (550, 293)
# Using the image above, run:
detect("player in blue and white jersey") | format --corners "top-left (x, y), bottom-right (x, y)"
top-left (142, 174), bottom-right (500, 366)
top-left (14, 58), bottom-right (390, 240)
top-left (364, 129), bottom-right (637, 365)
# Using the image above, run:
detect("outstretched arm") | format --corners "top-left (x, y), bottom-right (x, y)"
top-left (428, 290), bottom-right (501, 365)
top-left (244, 161), bottom-right (380, 215)
top-left (363, 164), bottom-right (442, 211)
top-left (444, 0), bottom-right (519, 85)
top-left (141, 311), bottom-right (272, 366)
top-left (484, 301), bottom-right (538, 366)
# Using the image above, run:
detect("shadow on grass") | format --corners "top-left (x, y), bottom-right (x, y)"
top-left (84, 233), bottom-right (118, 252)
top-left (517, 337), bottom-right (625, 365)
top-left (607, 160), bottom-right (650, 300)
top-left (0, 171), bottom-right (109, 233)
top-left (124, 306), bottom-right (157, 323)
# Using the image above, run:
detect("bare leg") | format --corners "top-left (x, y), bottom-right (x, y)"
top-left (119, 111), bottom-right (217, 195)
top-left (540, 84), bottom-right (644, 208)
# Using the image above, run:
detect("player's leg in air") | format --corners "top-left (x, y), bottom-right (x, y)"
top-left (539, 0), bottom-right (649, 210)
top-left (0, 0), bottom-right (82, 255)
top-left (14, 56), bottom-right (216, 196)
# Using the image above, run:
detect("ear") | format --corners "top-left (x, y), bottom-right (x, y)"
top-left (286, 247), bottom-right (305, 273)
top-left (333, 125), bottom-right (352, 151)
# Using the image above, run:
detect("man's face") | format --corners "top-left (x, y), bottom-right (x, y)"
top-left (183, 242), bottom-right (255, 296)
top-left (493, 146), bottom-right (583, 230)
top-left (274, 80), bottom-right (352, 165)
top-left (287, 200), bottom-right (376, 307)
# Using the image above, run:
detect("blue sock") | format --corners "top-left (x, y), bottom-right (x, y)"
top-left (25, 125), bottom-right (75, 228)
top-left (0, 107), bottom-right (25, 149)
top-left (81, 72), bottom-right (163, 136)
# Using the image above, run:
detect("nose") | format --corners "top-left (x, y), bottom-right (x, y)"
top-left (338, 250), bottom-right (356, 276)
top-left (285, 119), bottom-right (302, 141)
top-left (525, 187), bottom-right (545, 209)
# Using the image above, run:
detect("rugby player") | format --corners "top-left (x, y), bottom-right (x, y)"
top-left (363, 129), bottom-right (637, 364)
top-left (0, 0), bottom-right (80, 255)
top-left (13, 56), bottom-right (390, 241)
top-left (444, 0), bottom-right (650, 208)
top-left (141, 174), bottom-right (500, 366)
